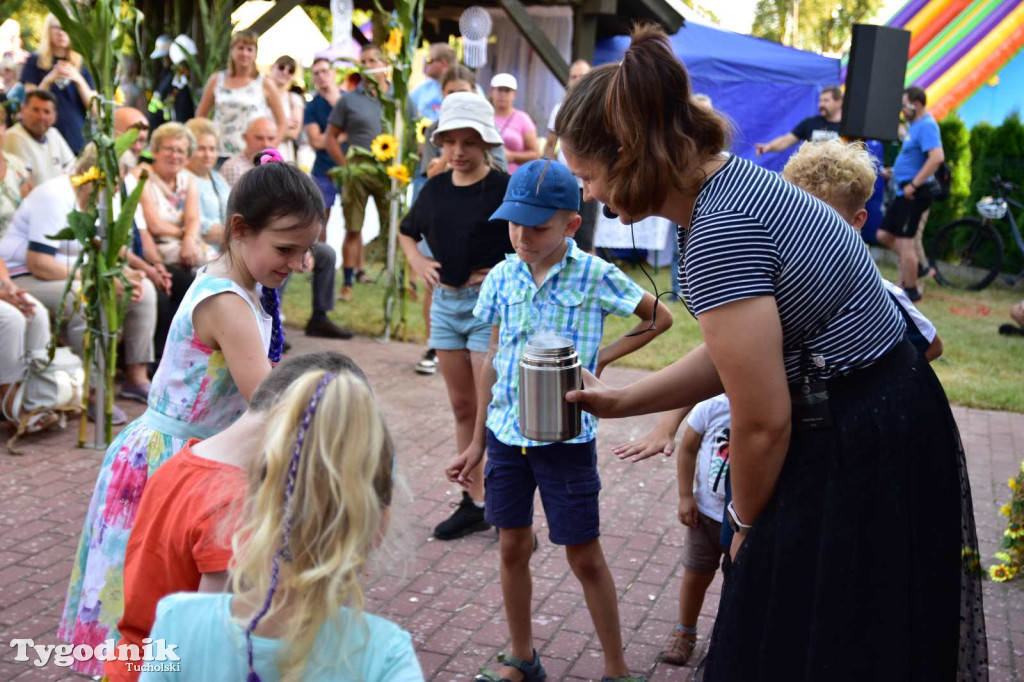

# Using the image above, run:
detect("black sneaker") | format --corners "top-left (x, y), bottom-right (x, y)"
top-left (904, 286), bottom-right (922, 302)
top-left (434, 491), bottom-right (490, 540)
top-left (415, 348), bottom-right (437, 375)
top-left (998, 323), bottom-right (1024, 337)
top-left (917, 263), bottom-right (935, 280)
top-left (305, 315), bottom-right (354, 339)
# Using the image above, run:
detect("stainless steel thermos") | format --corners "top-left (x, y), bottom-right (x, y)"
top-left (519, 336), bottom-right (582, 442)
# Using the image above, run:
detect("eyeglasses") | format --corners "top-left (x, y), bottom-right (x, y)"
top-left (275, 64), bottom-right (295, 74)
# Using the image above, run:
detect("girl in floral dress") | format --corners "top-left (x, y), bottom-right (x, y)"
top-left (58, 153), bottom-right (325, 674)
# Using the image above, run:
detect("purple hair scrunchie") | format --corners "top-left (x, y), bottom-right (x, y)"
top-left (258, 148), bottom-right (285, 165)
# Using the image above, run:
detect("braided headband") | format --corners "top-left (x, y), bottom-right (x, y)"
top-left (245, 372), bottom-right (336, 682)
top-left (258, 148), bottom-right (285, 165)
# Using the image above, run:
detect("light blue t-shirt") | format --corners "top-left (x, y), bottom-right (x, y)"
top-left (892, 113), bottom-right (942, 194)
top-left (409, 78), bottom-right (443, 123)
top-left (139, 592), bottom-right (424, 682)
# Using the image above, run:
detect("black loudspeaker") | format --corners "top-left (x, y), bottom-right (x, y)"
top-left (841, 24), bottom-right (911, 142)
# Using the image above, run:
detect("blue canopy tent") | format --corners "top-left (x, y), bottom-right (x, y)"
top-left (593, 24), bottom-right (892, 240)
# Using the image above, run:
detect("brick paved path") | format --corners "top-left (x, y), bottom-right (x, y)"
top-left (1, 335), bottom-right (1022, 681)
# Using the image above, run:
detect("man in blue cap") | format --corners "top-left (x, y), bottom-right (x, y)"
top-left (446, 159), bottom-right (671, 682)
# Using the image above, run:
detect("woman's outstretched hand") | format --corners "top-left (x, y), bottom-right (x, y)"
top-left (565, 370), bottom-right (626, 419)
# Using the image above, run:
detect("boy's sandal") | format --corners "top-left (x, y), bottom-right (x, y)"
top-left (474, 650), bottom-right (547, 682)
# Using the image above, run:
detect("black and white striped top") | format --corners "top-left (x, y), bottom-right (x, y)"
top-left (679, 155), bottom-right (906, 382)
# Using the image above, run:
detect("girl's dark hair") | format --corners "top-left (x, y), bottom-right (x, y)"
top-left (441, 64), bottom-right (476, 91)
top-left (554, 23), bottom-right (730, 217)
top-left (225, 161), bottom-right (325, 363)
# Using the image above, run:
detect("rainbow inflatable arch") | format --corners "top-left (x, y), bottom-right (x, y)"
top-left (844, 0), bottom-right (1024, 120)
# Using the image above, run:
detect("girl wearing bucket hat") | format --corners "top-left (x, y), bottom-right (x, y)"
top-left (490, 73), bottom-right (539, 173)
top-left (399, 92), bottom-right (513, 541)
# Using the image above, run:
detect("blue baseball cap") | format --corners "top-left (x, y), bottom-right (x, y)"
top-left (490, 159), bottom-right (581, 227)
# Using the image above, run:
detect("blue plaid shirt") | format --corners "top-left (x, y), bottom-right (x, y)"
top-left (474, 238), bottom-right (645, 447)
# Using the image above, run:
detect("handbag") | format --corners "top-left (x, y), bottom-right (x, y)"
top-left (3, 347), bottom-right (85, 455)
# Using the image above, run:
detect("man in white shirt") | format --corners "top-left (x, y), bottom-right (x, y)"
top-left (2, 89), bottom-right (74, 185)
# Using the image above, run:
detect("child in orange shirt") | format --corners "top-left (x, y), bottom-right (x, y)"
top-left (106, 351), bottom-right (367, 682)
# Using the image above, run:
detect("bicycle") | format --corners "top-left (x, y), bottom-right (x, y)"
top-left (928, 175), bottom-right (1024, 290)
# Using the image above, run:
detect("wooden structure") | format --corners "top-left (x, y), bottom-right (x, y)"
top-left (134, 0), bottom-right (683, 86)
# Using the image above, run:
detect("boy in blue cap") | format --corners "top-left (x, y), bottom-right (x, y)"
top-left (447, 159), bottom-right (672, 682)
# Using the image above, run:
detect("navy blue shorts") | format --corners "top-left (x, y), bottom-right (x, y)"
top-left (484, 430), bottom-right (601, 546)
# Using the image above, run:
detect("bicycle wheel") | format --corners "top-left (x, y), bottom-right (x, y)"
top-left (928, 218), bottom-right (1004, 290)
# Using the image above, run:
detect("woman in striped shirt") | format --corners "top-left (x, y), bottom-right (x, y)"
top-left (556, 24), bottom-right (986, 681)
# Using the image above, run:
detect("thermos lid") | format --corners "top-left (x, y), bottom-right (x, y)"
top-left (523, 335), bottom-right (575, 359)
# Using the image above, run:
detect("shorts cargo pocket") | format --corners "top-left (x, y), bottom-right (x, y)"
top-left (564, 475), bottom-right (602, 531)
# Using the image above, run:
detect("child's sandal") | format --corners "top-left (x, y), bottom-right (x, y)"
top-left (474, 649), bottom-right (547, 682)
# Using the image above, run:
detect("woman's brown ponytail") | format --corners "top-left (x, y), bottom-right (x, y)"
top-left (555, 23), bottom-right (730, 217)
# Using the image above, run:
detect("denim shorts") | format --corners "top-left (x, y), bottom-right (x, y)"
top-left (484, 430), bottom-right (601, 546)
top-left (314, 173), bottom-right (339, 208)
top-left (429, 286), bottom-right (491, 352)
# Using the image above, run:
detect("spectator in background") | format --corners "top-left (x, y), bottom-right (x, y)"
top-left (267, 55), bottom-right (305, 163)
top-left (0, 147), bottom-right (158, 423)
top-left (149, 35), bottom-right (173, 94)
top-left (220, 117), bottom-right (278, 187)
top-left (195, 30), bottom-right (285, 163)
top-left (0, 57), bottom-right (20, 102)
top-left (116, 56), bottom-right (148, 112)
top-left (410, 43), bottom-right (456, 123)
top-left (147, 35), bottom-right (198, 131)
top-left (0, 106), bottom-right (32, 236)
top-left (326, 44), bottom-right (390, 302)
top-left (220, 116), bottom-right (352, 340)
top-left (138, 123), bottom-right (210, 272)
top-left (2, 89), bottom-right (74, 185)
top-left (545, 60), bottom-right (595, 252)
top-left (184, 118), bottom-right (229, 250)
top-left (755, 86), bottom-right (843, 156)
top-left (0, 253), bottom-right (50, 428)
top-left (489, 73), bottom-right (538, 173)
top-left (113, 107), bottom-right (175, 363)
top-left (876, 86), bottom-right (944, 302)
top-left (303, 57), bottom-right (342, 218)
top-left (19, 14), bottom-right (96, 155)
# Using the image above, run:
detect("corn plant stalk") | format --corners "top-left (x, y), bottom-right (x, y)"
top-left (39, 0), bottom-right (144, 444)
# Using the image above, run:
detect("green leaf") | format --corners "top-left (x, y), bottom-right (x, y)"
top-left (107, 174), bottom-right (147, 266)
top-left (114, 129), bottom-right (140, 161)
top-left (46, 228), bottom-right (77, 242)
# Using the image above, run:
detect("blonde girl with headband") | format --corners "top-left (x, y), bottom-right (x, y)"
top-left (140, 371), bottom-right (422, 682)
top-left (196, 30), bottom-right (287, 162)
top-left (59, 153), bottom-right (325, 675)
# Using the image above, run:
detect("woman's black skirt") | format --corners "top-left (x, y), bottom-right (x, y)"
top-left (702, 339), bottom-right (988, 681)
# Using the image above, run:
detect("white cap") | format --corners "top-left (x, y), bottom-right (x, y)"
top-left (169, 35), bottom-right (197, 65)
top-left (490, 73), bottom-right (517, 90)
top-left (150, 34), bottom-right (173, 59)
top-left (432, 92), bottom-right (504, 147)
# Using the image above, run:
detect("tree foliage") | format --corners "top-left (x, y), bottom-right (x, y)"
top-left (750, 0), bottom-right (885, 54)
top-left (924, 115), bottom-right (972, 234)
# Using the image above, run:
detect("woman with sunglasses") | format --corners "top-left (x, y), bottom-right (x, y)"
top-left (195, 30), bottom-right (286, 165)
top-left (268, 55), bottom-right (305, 163)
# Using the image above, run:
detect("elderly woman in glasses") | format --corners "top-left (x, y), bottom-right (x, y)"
top-left (268, 55), bottom-right (305, 163)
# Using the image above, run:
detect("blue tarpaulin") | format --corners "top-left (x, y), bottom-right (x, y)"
top-left (593, 21), bottom-right (841, 173)
top-left (592, 24), bottom-right (895, 238)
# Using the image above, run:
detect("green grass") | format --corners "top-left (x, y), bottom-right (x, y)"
top-left (281, 258), bottom-right (1024, 412)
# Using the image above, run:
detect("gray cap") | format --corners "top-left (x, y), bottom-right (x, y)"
top-left (431, 92), bottom-right (503, 148)
top-left (150, 34), bottom-right (173, 59)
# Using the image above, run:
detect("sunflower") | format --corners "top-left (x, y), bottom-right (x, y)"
top-left (371, 133), bottom-right (399, 162)
top-left (1010, 477), bottom-right (1019, 491)
top-left (383, 27), bottom-right (403, 58)
top-left (70, 166), bottom-right (104, 187)
top-left (386, 163), bottom-right (411, 186)
top-left (415, 117), bottom-right (432, 145)
top-left (989, 564), bottom-right (1015, 582)
top-left (1006, 522), bottom-right (1024, 540)
top-left (1001, 503), bottom-right (1013, 517)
